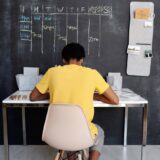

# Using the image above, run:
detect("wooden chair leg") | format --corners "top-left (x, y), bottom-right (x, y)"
top-left (54, 151), bottom-right (60, 160)
top-left (78, 151), bottom-right (82, 160)
top-left (60, 151), bottom-right (64, 159)
top-left (54, 150), bottom-right (64, 160)
top-left (83, 149), bottom-right (89, 160)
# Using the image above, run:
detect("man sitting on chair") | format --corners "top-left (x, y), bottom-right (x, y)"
top-left (30, 43), bottom-right (119, 160)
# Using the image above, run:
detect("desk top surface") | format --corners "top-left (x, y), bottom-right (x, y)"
top-left (2, 88), bottom-right (148, 107)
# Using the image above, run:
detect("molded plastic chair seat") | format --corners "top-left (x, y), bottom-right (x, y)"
top-left (42, 104), bottom-right (94, 159)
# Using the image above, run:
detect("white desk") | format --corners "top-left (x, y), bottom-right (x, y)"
top-left (2, 88), bottom-right (148, 160)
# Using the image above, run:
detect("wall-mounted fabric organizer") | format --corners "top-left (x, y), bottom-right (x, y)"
top-left (127, 2), bottom-right (155, 76)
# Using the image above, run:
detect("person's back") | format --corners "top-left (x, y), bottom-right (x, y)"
top-left (30, 43), bottom-right (119, 160)
top-left (36, 64), bottom-right (110, 139)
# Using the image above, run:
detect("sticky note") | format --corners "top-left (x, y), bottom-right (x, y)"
top-left (135, 8), bottom-right (150, 20)
top-left (144, 21), bottom-right (153, 28)
top-left (127, 45), bottom-right (141, 55)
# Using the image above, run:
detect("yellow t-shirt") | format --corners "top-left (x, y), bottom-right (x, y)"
top-left (36, 64), bottom-right (109, 139)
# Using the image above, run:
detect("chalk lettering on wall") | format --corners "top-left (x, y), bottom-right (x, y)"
top-left (57, 34), bottom-right (67, 41)
top-left (19, 5), bottom-right (112, 56)
top-left (43, 25), bottom-right (55, 31)
top-left (19, 16), bottom-right (30, 22)
top-left (20, 31), bottom-right (31, 41)
top-left (32, 32), bottom-right (42, 38)
top-left (88, 37), bottom-right (99, 42)
top-left (88, 6), bottom-right (112, 16)
top-left (68, 26), bottom-right (77, 30)
top-left (33, 15), bottom-right (41, 21)
top-left (20, 23), bottom-right (31, 30)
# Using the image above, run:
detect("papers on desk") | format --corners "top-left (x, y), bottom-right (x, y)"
top-left (115, 89), bottom-right (142, 101)
top-left (16, 67), bottom-right (43, 91)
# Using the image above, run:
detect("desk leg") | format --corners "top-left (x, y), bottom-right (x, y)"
top-left (142, 104), bottom-right (148, 146)
top-left (124, 106), bottom-right (128, 146)
top-left (141, 104), bottom-right (148, 160)
top-left (2, 104), bottom-right (9, 160)
top-left (22, 107), bottom-right (27, 145)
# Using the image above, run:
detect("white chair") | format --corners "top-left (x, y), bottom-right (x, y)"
top-left (42, 104), bottom-right (94, 160)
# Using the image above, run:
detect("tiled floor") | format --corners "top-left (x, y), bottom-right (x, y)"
top-left (0, 145), bottom-right (159, 160)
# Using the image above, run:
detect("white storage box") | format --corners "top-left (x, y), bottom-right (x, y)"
top-left (107, 72), bottom-right (123, 90)
top-left (16, 74), bottom-right (42, 91)
top-left (23, 67), bottom-right (39, 76)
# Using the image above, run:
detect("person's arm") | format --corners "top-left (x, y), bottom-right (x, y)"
top-left (29, 68), bottom-right (50, 101)
top-left (93, 70), bottom-right (119, 105)
top-left (30, 87), bottom-right (49, 101)
top-left (94, 86), bottom-right (119, 105)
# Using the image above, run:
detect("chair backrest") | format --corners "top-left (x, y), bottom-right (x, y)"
top-left (42, 104), bottom-right (94, 151)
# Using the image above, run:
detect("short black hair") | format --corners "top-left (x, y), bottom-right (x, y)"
top-left (62, 43), bottom-right (85, 62)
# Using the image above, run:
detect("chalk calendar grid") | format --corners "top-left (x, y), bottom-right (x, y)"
top-left (19, 5), bottom-right (112, 56)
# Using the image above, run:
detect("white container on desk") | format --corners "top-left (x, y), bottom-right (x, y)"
top-left (16, 74), bottom-right (42, 91)
top-left (107, 73), bottom-right (123, 90)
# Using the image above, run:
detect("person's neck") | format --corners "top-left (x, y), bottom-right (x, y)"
top-left (66, 60), bottom-right (82, 66)
top-left (68, 63), bottom-right (80, 65)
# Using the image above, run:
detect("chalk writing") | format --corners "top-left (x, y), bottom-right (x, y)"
top-left (20, 23), bottom-right (30, 30)
top-left (68, 26), bottom-right (77, 30)
top-left (20, 32), bottom-right (31, 40)
top-left (43, 25), bottom-right (55, 31)
top-left (57, 34), bottom-right (67, 41)
top-left (33, 15), bottom-right (41, 21)
top-left (20, 5), bottom-right (112, 15)
top-left (19, 15), bottom-right (30, 22)
top-left (19, 4), bottom-right (113, 56)
top-left (32, 5), bottom-right (42, 13)
top-left (44, 16), bottom-right (52, 21)
top-left (32, 32), bottom-right (42, 38)
top-left (88, 6), bottom-right (112, 16)
top-left (88, 37), bottom-right (99, 42)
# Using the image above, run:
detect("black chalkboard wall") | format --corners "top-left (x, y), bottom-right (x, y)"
top-left (0, 0), bottom-right (160, 145)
